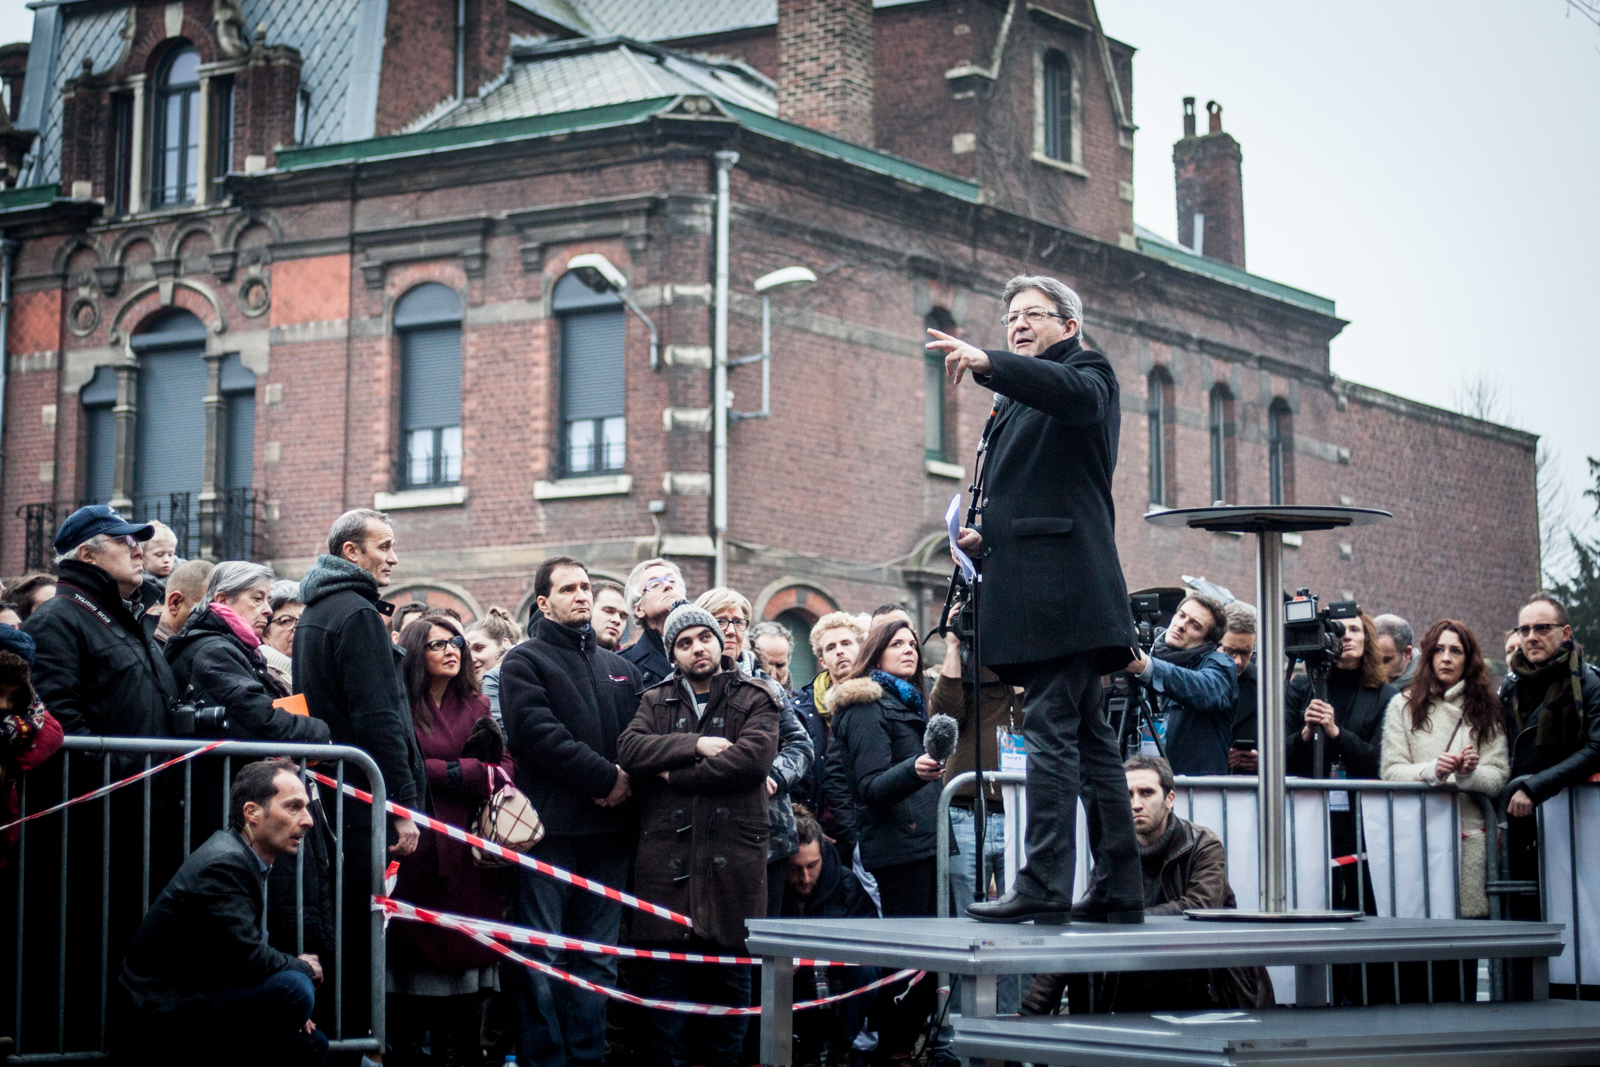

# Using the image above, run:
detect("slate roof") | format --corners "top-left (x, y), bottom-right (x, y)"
top-left (29, 5), bottom-right (126, 191)
top-left (240, 0), bottom-right (370, 146)
top-left (516, 0), bottom-right (926, 42)
top-left (1133, 225), bottom-right (1335, 316)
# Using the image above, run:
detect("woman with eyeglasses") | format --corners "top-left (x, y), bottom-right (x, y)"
top-left (389, 615), bottom-right (514, 1065)
top-left (259, 579), bottom-right (303, 691)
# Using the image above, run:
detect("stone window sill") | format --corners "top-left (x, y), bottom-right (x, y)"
top-left (534, 474), bottom-right (632, 500)
top-left (1030, 152), bottom-right (1090, 179)
top-left (925, 459), bottom-right (966, 480)
top-left (375, 485), bottom-right (468, 510)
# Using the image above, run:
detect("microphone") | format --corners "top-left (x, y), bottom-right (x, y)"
top-left (924, 714), bottom-right (959, 764)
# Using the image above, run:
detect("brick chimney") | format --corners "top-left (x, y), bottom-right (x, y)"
top-left (1173, 98), bottom-right (1246, 268)
top-left (776, 0), bottom-right (874, 146)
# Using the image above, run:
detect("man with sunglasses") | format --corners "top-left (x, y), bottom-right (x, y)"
top-left (620, 558), bottom-right (687, 687)
top-left (925, 275), bottom-right (1141, 926)
top-left (1504, 592), bottom-right (1600, 817)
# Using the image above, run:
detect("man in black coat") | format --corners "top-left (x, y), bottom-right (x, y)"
top-left (618, 557), bottom-right (685, 687)
top-left (929, 275), bottom-right (1141, 924)
top-left (500, 556), bottom-right (640, 1067)
top-left (292, 508), bottom-right (426, 1045)
top-left (118, 758), bottom-right (327, 1066)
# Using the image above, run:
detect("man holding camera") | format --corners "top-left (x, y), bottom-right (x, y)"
top-left (928, 275), bottom-right (1141, 925)
top-left (1125, 594), bottom-right (1238, 777)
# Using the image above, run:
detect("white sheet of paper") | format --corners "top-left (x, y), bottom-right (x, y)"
top-left (946, 493), bottom-right (976, 581)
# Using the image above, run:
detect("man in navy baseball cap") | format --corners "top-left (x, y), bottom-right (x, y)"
top-left (51, 504), bottom-right (155, 557)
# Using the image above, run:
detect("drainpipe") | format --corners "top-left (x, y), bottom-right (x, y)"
top-left (455, 0), bottom-right (466, 101)
top-left (0, 238), bottom-right (14, 508)
top-left (711, 150), bottom-right (738, 587)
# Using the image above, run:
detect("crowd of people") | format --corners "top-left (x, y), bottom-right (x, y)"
top-left (2, 501), bottom-right (1597, 1065)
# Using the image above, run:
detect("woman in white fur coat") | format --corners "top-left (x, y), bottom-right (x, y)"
top-left (1380, 619), bottom-right (1509, 918)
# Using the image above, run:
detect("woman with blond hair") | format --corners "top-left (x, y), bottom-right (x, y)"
top-left (464, 606), bottom-right (521, 720)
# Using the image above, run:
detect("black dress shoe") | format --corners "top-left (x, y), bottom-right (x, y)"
top-left (1070, 899), bottom-right (1145, 924)
top-left (966, 891), bottom-right (1072, 925)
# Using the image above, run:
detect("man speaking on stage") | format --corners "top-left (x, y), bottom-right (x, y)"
top-left (926, 275), bottom-right (1142, 925)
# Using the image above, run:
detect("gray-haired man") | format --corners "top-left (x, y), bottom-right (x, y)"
top-left (1373, 614), bottom-right (1416, 686)
top-left (927, 275), bottom-right (1141, 925)
top-left (619, 557), bottom-right (686, 688)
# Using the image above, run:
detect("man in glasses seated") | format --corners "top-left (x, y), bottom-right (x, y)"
top-left (620, 557), bottom-right (688, 688)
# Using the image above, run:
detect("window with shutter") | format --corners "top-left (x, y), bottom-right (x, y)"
top-left (221, 353), bottom-right (256, 490)
top-left (395, 283), bottom-right (463, 488)
top-left (81, 365), bottom-right (119, 505)
top-left (132, 311), bottom-right (208, 522)
top-left (554, 272), bottom-right (626, 477)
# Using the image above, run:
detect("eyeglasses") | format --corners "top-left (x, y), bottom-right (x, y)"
top-left (1001, 307), bottom-right (1066, 329)
top-left (269, 615), bottom-right (299, 630)
top-left (1222, 647), bottom-right (1254, 662)
top-left (1515, 622), bottom-right (1564, 638)
top-left (642, 576), bottom-right (679, 594)
top-left (424, 635), bottom-right (466, 652)
top-left (716, 617), bottom-right (749, 633)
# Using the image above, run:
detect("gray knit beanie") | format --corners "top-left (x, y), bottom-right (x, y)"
top-left (663, 600), bottom-right (723, 656)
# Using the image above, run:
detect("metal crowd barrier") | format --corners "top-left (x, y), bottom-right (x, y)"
top-left (935, 771), bottom-right (1515, 1004)
top-left (4, 737), bottom-right (386, 1062)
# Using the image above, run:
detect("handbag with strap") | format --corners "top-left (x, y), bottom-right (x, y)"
top-left (472, 764), bottom-right (544, 868)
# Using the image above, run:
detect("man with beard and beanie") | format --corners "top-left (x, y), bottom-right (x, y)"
top-left (1503, 592), bottom-right (1600, 993)
top-left (1125, 593), bottom-right (1238, 777)
top-left (500, 556), bottom-right (640, 1067)
top-left (1020, 757), bottom-right (1274, 1016)
top-left (22, 507), bottom-right (183, 1049)
top-left (927, 275), bottom-right (1142, 925)
top-left (293, 509), bottom-right (426, 1061)
top-left (618, 601), bottom-right (780, 1067)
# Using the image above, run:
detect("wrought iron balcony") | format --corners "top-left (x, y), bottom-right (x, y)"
top-left (16, 490), bottom-right (267, 574)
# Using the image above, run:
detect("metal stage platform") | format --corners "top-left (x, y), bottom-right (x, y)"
top-left (950, 1000), bottom-right (1600, 1066)
top-left (746, 916), bottom-right (1566, 1066)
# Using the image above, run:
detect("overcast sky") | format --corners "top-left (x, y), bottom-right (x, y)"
top-left (1, 0), bottom-right (1594, 571)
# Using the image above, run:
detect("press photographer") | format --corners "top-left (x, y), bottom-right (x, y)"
top-left (1124, 592), bottom-right (1238, 776)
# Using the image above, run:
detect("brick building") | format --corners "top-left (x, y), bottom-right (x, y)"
top-left (0, 0), bottom-right (1537, 678)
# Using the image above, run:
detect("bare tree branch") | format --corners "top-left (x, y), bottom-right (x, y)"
top-left (1568, 0), bottom-right (1600, 28)
top-left (1452, 371), bottom-right (1512, 424)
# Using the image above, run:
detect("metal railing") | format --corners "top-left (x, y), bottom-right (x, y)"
top-left (934, 771), bottom-right (1519, 1004)
top-left (16, 490), bottom-right (266, 572)
top-left (4, 737), bottom-right (385, 1061)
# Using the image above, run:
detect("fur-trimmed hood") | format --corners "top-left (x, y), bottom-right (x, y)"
top-left (824, 676), bottom-right (883, 717)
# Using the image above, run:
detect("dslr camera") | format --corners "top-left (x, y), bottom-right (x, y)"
top-left (1283, 589), bottom-right (1360, 668)
top-left (1130, 592), bottom-right (1162, 652)
top-left (171, 700), bottom-right (230, 736)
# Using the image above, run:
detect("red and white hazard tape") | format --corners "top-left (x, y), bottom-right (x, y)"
top-left (376, 897), bottom-right (851, 968)
top-left (0, 741), bottom-right (225, 835)
top-left (390, 896), bottom-right (924, 1016)
top-left (1330, 852), bottom-right (1366, 867)
top-left (306, 769), bottom-right (694, 928)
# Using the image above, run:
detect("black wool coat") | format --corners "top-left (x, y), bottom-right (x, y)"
top-left (167, 606), bottom-right (330, 744)
top-left (970, 335), bottom-right (1136, 674)
top-left (24, 560), bottom-right (178, 744)
top-left (292, 555), bottom-right (427, 813)
top-left (500, 614), bottom-right (642, 838)
top-left (826, 676), bottom-right (941, 870)
top-left (1285, 670), bottom-right (1397, 779)
top-left (120, 829), bottom-right (315, 1016)
top-left (620, 626), bottom-right (674, 689)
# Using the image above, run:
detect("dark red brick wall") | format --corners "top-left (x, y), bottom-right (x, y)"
top-left (376, 0), bottom-right (509, 135)
top-left (777, 0), bottom-right (875, 145)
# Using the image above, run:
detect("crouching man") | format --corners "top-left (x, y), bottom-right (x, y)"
top-left (618, 601), bottom-right (780, 1067)
top-left (1021, 756), bottom-right (1274, 1015)
top-left (117, 758), bottom-right (326, 1066)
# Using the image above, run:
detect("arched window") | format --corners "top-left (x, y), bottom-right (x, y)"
top-left (1147, 369), bottom-right (1173, 507)
top-left (924, 307), bottom-right (956, 461)
top-left (80, 366), bottom-right (119, 505)
top-left (1042, 50), bottom-right (1074, 162)
top-left (554, 271), bottom-right (626, 476)
top-left (1208, 384), bottom-right (1235, 505)
top-left (132, 310), bottom-right (208, 528)
top-left (152, 45), bottom-right (201, 207)
top-left (395, 283), bottom-right (463, 488)
top-left (1269, 398), bottom-right (1294, 506)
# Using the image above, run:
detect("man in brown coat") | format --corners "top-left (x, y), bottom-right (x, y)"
top-left (618, 601), bottom-right (780, 1067)
top-left (1021, 756), bottom-right (1275, 1015)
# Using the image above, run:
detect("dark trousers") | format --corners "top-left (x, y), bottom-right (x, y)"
top-left (514, 833), bottom-right (629, 1067)
top-left (120, 970), bottom-right (327, 1067)
top-left (640, 949), bottom-right (750, 1067)
top-left (867, 857), bottom-right (938, 1056)
top-left (1013, 654), bottom-right (1140, 904)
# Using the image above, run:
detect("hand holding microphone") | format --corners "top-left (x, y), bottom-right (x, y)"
top-left (918, 713), bottom-right (959, 781)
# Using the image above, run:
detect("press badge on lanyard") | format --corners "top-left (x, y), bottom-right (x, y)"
top-left (1329, 759), bottom-right (1350, 812)
top-left (998, 728), bottom-right (1027, 773)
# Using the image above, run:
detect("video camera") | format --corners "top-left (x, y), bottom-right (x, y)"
top-left (1110, 592), bottom-right (1166, 759)
top-left (1130, 592), bottom-right (1162, 652)
top-left (1284, 589), bottom-right (1360, 666)
top-left (171, 700), bottom-right (230, 737)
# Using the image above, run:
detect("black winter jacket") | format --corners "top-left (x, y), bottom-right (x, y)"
top-left (791, 680), bottom-right (829, 816)
top-left (167, 606), bottom-right (329, 744)
top-left (1285, 669), bottom-right (1397, 779)
top-left (826, 676), bottom-right (940, 870)
top-left (620, 626), bottom-right (673, 689)
top-left (500, 614), bottom-right (641, 838)
top-left (293, 555), bottom-right (426, 811)
top-left (970, 336), bottom-right (1137, 674)
top-left (779, 839), bottom-right (877, 920)
top-left (120, 829), bottom-right (315, 1016)
top-left (1505, 646), bottom-right (1600, 803)
top-left (24, 560), bottom-right (177, 744)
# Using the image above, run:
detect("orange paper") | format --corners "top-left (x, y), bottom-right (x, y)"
top-left (272, 693), bottom-right (310, 717)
